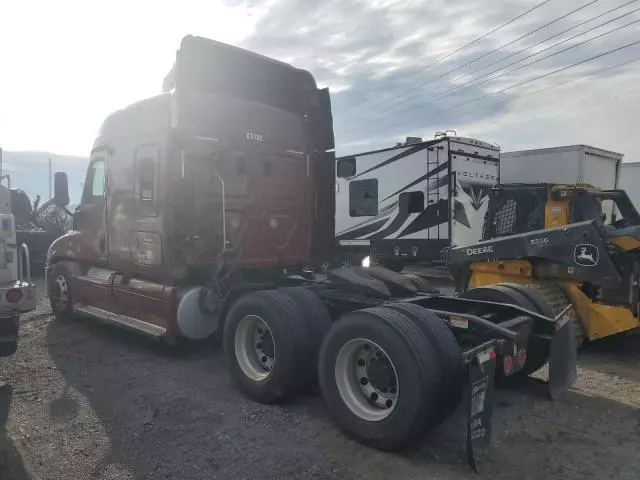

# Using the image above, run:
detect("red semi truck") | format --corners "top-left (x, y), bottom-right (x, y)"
top-left (45, 36), bottom-right (575, 470)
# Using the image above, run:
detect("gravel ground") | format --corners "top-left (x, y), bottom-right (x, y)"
top-left (0, 276), bottom-right (639, 480)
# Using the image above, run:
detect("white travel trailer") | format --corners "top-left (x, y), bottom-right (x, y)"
top-left (334, 135), bottom-right (500, 270)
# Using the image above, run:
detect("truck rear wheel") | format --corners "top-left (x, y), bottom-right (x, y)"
top-left (223, 289), bottom-right (319, 404)
top-left (380, 303), bottom-right (464, 418)
top-left (377, 259), bottom-right (405, 273)
top-left (318, 307), bottom-right (442, 450)
top-left (279, 287), bottom-right (332, 384)
top-left (401, 274), bottom-right (439, 294)
top-left (49, 264), bottom-right (75, 322)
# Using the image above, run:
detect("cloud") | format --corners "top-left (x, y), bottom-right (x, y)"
top-left (237, 0), bottom-right (640, 158)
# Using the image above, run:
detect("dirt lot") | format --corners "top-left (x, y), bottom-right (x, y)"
top-left (0, 277), bottom-right (639, 480)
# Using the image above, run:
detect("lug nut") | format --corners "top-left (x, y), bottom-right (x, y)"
top-left (360, 377), bottom-right (369, 385)
top-left (370, 392), bottom-right (378, 401)
top-left (357, 359), bottom-right (366, 367)
top-left (385, 399), bottom-right (393, 408)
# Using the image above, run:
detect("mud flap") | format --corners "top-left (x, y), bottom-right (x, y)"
top-left (548, 305), bottom-right (577, 400)
top-left (466, 345), bottom-right (497, 473)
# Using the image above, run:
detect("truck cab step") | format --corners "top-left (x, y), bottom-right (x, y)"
top-left (73, 304), bottom-right (167, 338)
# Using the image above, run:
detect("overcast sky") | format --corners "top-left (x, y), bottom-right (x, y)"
top-left (2, 0), bottom-right (640, 162)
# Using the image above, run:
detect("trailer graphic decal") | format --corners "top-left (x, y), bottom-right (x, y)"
top-left (336, 154), bottom-right (452, 241)
top-left (350, 143), bottom-right (431, 180)
top-left (336, 218), bottom-right (390, 240)
top-left (397, 199), bottom-right (449, 238)
top-left (380, 161), bottom-right (449, 202)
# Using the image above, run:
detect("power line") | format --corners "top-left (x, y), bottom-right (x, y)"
top-left (437, 56), bottom-right (640, 122)
top-left (344, 0), bottom-right (637, 125)
top-left (344, 7), bottom-right (640, 133)
top-left (357, 39), bottom-right (640, 139)
top-left (339, 57), bottom-right (640, 151)
top-left (435, 0), bottom-right (639, 92)
top-left (341, 0), bottom-right (555, 113)
top-left (341, 0), bottom-right (602, 123)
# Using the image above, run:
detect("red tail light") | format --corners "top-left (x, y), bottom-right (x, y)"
top-left (6, 289), bottom-right (23, 303)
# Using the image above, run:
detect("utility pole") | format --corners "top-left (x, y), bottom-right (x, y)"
top-left (49, 157), bottom-right (52, 199)
top-left (0, 147), bottom-right (3, 179)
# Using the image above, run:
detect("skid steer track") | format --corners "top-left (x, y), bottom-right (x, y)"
top-left (511, 283), bottom-right (585, 349)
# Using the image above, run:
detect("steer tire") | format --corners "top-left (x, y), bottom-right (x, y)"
top-left (380, 302), bottom-right (464, 418)
top-left (223, 290), bottom-right (311, 404)
top-left (318, 307), bottom-right (441, 450)
top-left (48, 264), bottom-right (75, 322)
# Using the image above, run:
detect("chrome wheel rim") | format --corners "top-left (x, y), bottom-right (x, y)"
top-left (234, 315), bottom-right (275, 381)
top-left (335, 338), bottom-right (399, 422)
top-left (52, 274), bottom-right (69, 312)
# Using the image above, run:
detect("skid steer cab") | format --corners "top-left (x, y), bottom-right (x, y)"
top-left (449, 182), bottom-right (640, 365)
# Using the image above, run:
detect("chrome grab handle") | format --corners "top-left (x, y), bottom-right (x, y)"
top-left (215, 171), bottom-right (227, 252)
top-left (17, 243), bottom-right (31, 284)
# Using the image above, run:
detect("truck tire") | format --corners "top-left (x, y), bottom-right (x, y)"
top-left (318, 307), bottom-right (441, 450)
top-left (504, 283), bottom-right (584, 350)
top-left (49, 264), bottom-right (75, 322)
top-left (280, 287), bottom-right (332, 382)
top-left (401, 273), bottom-right (439, 294)
top-left (334, 252), bottom-right (363, 269)
top-left (380, 303), bottom-right (464, 418)
top-left (460, 284), bottom-right (550, 378)
top-left (378, 259), bottom-right (405, 273)
top-left (223, 290), bottom-right (312, 404)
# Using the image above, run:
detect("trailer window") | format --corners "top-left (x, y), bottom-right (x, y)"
top-left (337, 157), bottom-right (356, 178)
top-left (400, 191), bottom-right (424, 213)
top-left (82, 159), bottom-right (105, 205)
top-left (349, 179), bottom-right (378, 217)
top-left (135, 146), bottom-right (159, 217)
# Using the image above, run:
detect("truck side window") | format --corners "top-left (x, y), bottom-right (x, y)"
top-left (135, 146), bottom-right (159, 217)
top-left (349, 179), bottom-right (378, 217)
top-left (82, 159), bottom-right (105, 205)
top-left (400, 191), bottom-right (424, 213)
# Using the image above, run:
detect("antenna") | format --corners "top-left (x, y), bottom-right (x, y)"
top-left (49, 157), bottom-right (52, 199)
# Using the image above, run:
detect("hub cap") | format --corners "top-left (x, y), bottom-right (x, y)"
top-left (234, 315), bottom-right (275, 381)
top-left (52, 274), bottom-right (69, 312)
top-left (335, 338), bottom-right (399, 421)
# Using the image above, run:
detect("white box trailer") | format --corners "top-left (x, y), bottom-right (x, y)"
top-left (334, 136), bottom-right (500, 268)
top-left (501, 145), bottom-right (622, 189)
top-left (620, 162), bottom-right (640, 206)
top-left (501, 145), bottom-right (623, 221)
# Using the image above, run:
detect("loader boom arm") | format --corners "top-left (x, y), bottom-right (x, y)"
top-left (448, 220), bottom-right (622, 289)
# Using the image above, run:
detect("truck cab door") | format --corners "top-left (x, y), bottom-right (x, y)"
top-left (74, 151), bottom-right (108, 264)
